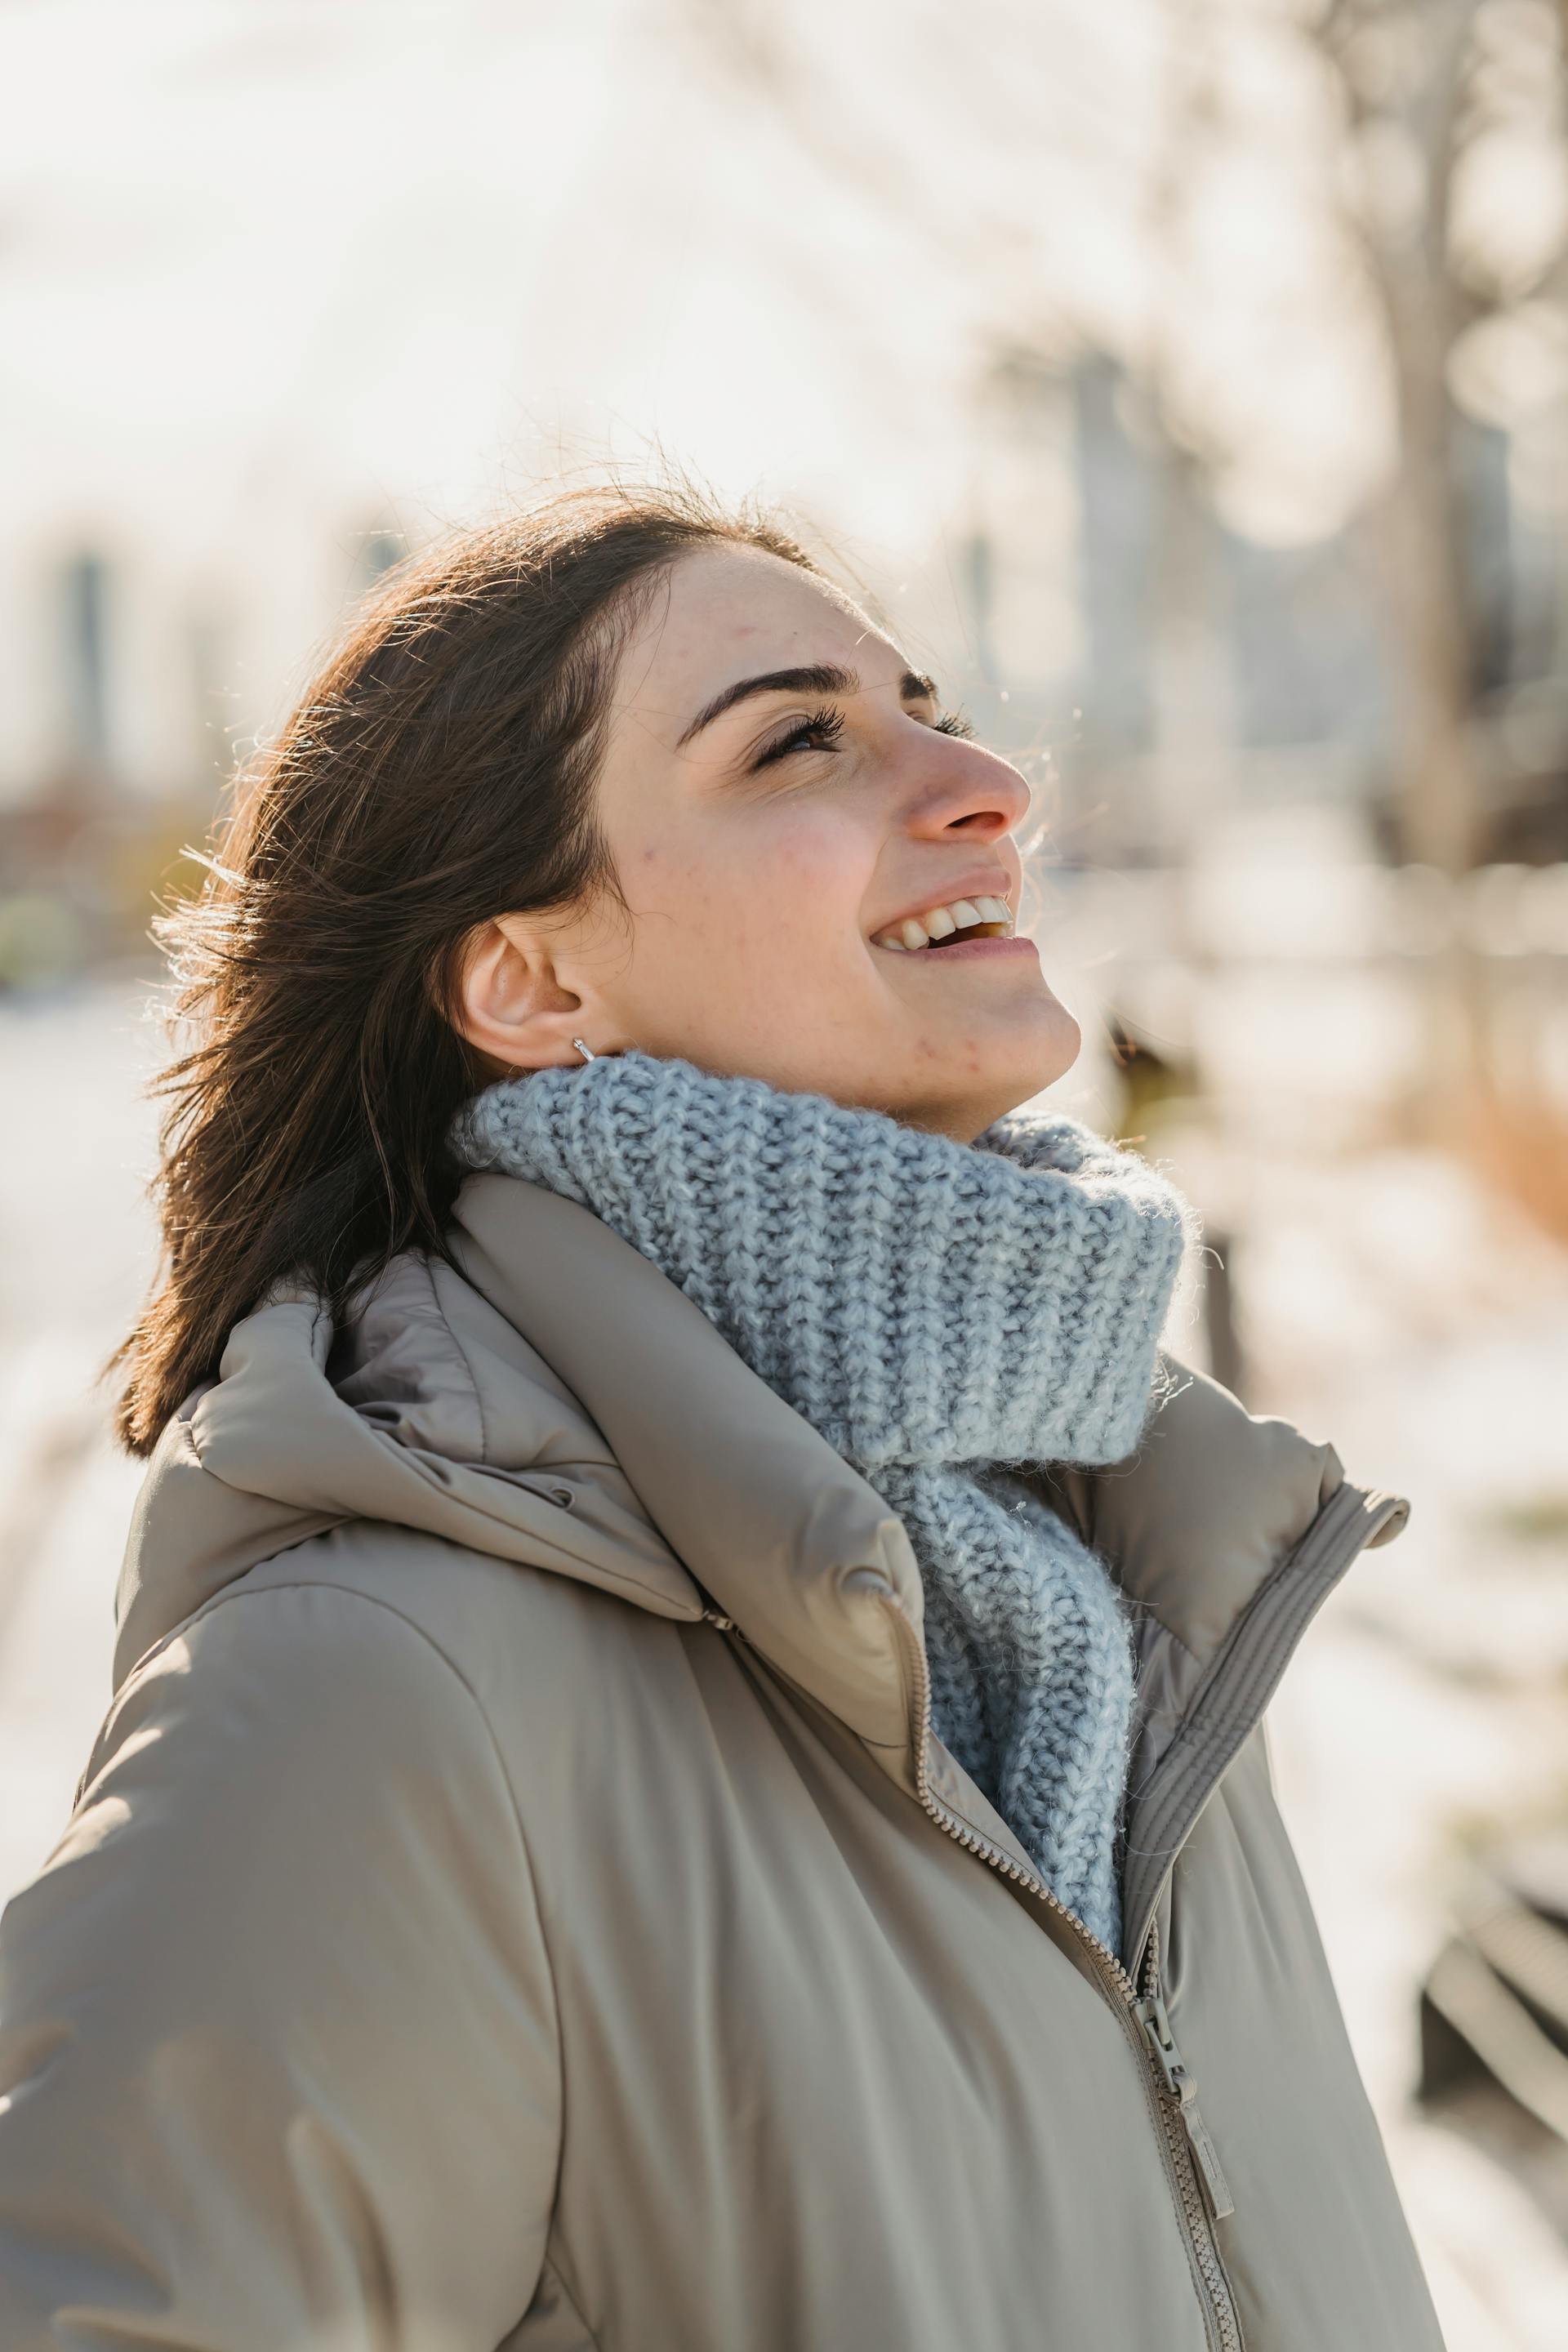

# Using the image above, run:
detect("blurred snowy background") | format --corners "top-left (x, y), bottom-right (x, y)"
top-left (4, 2), bottom-right (1568, 2341)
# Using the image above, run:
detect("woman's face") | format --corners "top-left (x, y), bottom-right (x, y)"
top-left (457, 544), bottom-right (1080, 1139)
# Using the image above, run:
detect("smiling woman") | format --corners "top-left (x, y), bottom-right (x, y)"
top-left (0, 481), bottom-right (1443, 2352)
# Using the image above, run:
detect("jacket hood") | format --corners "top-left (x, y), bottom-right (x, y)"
top-left (115, 1171), bottom-right (1407, 1759)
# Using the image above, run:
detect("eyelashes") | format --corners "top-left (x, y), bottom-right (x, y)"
top-left (752, 703), bottom-right (975, 770)
top-left (753, 706), bottom-right (846, 769)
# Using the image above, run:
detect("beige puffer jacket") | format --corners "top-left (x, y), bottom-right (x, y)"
top-left (0, 1171), bottom-right (1445, 2351)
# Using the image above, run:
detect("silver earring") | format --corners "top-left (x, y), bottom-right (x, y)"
top-left (572, 1037), bottom-right (596, 1063)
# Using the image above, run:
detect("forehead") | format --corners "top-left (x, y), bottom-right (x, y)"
top-left (612, 544), bottom-right (900, 725)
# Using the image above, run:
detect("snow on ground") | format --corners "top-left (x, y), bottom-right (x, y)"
top-left (3, 976), bottom-right (1568, 2346)
top-left (0, 977), bottom-right (163, 1897)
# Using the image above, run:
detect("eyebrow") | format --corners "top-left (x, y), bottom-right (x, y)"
top-left (675, 662), bottom-right (940, 748)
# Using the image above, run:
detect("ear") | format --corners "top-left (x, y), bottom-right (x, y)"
top-left (452, 915), bottom-right (591, 1074)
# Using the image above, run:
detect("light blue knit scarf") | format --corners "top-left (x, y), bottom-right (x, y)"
top-left (452, 1053), bottom-right (1192, 1954)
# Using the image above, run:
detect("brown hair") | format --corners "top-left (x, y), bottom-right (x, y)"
top-left (109, 480), bottom-right (819, 1456)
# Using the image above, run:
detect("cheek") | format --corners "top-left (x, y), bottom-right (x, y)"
top-left (753, 826), bottom-right (865, 956)
top-left (633, 814), bottom-right (869, 985)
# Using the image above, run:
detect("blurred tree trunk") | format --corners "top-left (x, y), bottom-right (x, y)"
top-left (1317, 0), bottom-right (1494, 1139)
top-left (1321, 0), bottom-right (1483, 879)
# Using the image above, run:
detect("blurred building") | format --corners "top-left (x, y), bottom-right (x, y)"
top-left (959, 347), bottom-right (1568, 871)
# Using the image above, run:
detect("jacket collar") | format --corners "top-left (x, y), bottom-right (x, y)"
top-left (450, 1175), bottom-right (924, 1752)
top-left (448, 1175), bottom-right (1407, 1814)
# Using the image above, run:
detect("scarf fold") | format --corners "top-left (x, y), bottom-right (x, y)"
top-left (452, 1054), bottom-right (1192, 1954)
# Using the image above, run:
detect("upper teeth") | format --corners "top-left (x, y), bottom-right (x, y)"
top-left (875, 895), bottom-right (1014, 951)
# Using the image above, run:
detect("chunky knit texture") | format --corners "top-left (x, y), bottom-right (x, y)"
top-left (452, 1054), bottom-right (1192, 1953)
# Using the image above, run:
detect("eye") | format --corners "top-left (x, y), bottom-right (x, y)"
top-left (753, 706), bottom-right (846, 770)
top-left (933, 709), bottom-right (976, 740)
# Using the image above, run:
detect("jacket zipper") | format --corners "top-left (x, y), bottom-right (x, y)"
top-left (875, 1593), bottom-right (1244, 2352)
top-left (705, 1591), bottom-right (1244, 2352)
top-left (1135, 1919), bottom-right (1235, 2225)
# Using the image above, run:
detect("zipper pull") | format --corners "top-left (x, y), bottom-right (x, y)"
top-left (1133, 1992), bottom-right (1236, 2221)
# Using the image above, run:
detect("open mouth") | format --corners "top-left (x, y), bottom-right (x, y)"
top-left (871, 893), bottom-right (1014, 953)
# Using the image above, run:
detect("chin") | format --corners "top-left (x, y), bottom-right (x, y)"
top-left (885, 1004), bottom-right (1084, 1141)
top-left (991, 996), bottom-right (1082, 1109)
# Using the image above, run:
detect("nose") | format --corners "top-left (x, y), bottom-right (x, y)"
top-left (906, 737), bottom-right (1031, 844)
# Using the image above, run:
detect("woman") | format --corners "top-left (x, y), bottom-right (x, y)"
top-left (0, 484), bottom-right (1443, 2350)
